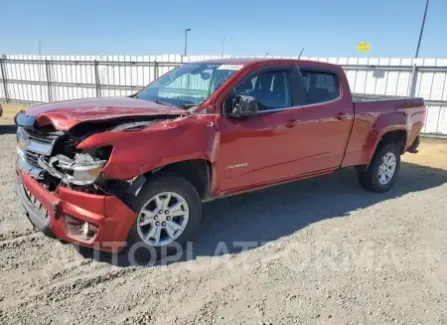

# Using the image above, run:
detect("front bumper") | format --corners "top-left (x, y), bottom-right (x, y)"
top-left (15, 170), bottom-right (136, 252)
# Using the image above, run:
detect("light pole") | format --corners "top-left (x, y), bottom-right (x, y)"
top-left (184, 28), bottom-right (191, 57)
top-left (415, 0), bottom-right (430, 58)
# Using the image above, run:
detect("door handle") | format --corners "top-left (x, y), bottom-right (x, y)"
top-left (282, 120), bottom-right (299, 128)
top-left (335, 112), bottom-right (348, 120)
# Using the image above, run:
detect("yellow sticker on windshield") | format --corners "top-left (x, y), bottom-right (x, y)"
top-left (217, 64), bottom-right (243, 71)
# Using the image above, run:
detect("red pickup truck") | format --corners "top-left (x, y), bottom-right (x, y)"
top-left (15, 58), bottom-right (425, 258)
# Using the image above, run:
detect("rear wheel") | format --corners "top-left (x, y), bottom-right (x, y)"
top-left (126, 173), bottom-right (202, 261)
top-left (357, 143), bottom-right (401, 193)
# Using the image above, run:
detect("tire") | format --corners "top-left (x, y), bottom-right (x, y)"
top-left (125, 172), bottom-right (202, 261)
top-left (357, 142), bottom-right (401, 193)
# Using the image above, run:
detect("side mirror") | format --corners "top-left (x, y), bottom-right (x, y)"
top-left (229, 95), bottom-right (258, 118)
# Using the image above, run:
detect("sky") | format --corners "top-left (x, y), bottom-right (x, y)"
top-left (1, 0), bottom-right (446, 58)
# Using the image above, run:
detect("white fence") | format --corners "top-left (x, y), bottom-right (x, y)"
top-left (1, 54), bottom-right (447, 135)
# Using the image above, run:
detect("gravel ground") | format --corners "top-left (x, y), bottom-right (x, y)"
top-left (0, 126), bottom-right (446, 325)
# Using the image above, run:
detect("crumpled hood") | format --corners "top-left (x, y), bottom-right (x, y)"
top-left (21, 97), bottom-right (188, 131)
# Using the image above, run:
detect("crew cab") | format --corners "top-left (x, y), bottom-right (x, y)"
top-left (14, 58), bottom-right (425, 258)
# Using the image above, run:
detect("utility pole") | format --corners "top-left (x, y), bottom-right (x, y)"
top-left (184, 28), bottom-right (191, 57)
top-left (415, 0), bottom-right (430, 58)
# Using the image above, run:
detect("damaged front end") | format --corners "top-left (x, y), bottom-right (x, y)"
top-left (14, 113), bottom-right (170, 247)
top-left (13, 98), bottom-right (199, 250)
top-left (15, 113), bottom-right (162, 196)
top-left (16, 125), bottom-right (112, 192)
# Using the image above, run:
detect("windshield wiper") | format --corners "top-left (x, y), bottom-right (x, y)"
top-left (153, 99), bottom-right (177, 108)
top-left (180, 104), bottom-right (197, 109)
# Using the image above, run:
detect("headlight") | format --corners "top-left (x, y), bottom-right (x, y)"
top-left (54, 147), bottom-right (112, 184)
top-left (56, 153), bottom-right (107, 183)
top-left (38, 146), bottom-right (112, 186)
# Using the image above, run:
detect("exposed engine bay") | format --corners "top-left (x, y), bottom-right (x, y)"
top-left (15, 114), bottom-right (173, 196)
top-left (37, 151), bottom-right (109, 186)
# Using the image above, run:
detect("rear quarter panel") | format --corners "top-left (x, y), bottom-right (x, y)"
top-left (342, 98), bottom-right (425, 167)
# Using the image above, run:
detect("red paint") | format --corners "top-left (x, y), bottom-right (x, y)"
top-left (18, 58), bottom-right (426, 249)
top-left (76, 113), bottom-right (218, 180)
top-left (27, 97), bottom-right (188, 130)
top-left (20, 171), bottom-right (136, 251)
top-left (342, 98), bottom-right (425, 167)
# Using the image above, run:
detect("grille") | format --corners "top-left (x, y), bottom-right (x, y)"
top-left (25, 129), bottom-right (59, 145)
top-left (25, 150), bottom-right (40, 169)
top-left (22, 128), bottom-right (61, 169)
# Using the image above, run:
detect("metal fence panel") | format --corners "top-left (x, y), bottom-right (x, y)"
top-left (0, 54), bottom-right (446, 135)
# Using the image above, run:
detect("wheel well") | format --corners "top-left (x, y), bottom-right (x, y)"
top-left (356, 130), bottom-right (407, 173)
top-left (151, 159), bottom-right (211, 199)
top-left (378, 130), bottom-right (407, 154)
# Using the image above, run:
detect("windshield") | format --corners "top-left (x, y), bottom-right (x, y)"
top-left (136, 63), bottom-right (243, 108)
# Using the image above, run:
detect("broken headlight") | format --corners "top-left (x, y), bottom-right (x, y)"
top-left (38, 146), bottom-right (112, 186)
top-left (55, 153), bottom-right (106, 184)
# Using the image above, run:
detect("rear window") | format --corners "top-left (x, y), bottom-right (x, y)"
top-left (299, 69), bottom-right (340, 104)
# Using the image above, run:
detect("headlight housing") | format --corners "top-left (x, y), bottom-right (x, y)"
top-left (55, 152), bottom-right (107, 184)
top-left (38, 146), bottom-right (112, 186)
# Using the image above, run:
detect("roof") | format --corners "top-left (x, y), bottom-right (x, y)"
top-left (196, 57), bottom-right (341, 70)
top-left (199, 58), bottom-right (271, 64)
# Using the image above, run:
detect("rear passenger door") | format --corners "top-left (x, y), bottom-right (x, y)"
top-left (293, 66), bottom-right (354, 175)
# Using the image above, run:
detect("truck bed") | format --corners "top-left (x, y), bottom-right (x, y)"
top-left (353, 93), bottom-right (424, 106)
top-left (353, 93), bottom-right (424, 112)
top-left (341, 94), bottom-right (426, 168)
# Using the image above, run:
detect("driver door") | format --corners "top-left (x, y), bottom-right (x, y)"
top-left (217, 66), bottom-right (304, 191)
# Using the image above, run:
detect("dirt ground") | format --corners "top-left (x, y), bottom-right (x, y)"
top-left (0, 103), bottom-right (25, 124)
top-left (0, 106), bottom-right (446, 325)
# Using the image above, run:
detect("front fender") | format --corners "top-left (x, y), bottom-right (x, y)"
top-left (77, 115), bottom-right (218, 180)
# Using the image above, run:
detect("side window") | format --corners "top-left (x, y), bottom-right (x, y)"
top-left (234, 70), bottom-right (292, 110)
top-left (299, 69), bottom-right (340, 105)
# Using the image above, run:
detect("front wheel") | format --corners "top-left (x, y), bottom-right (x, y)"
top-left (357, 143), bottom-right (401, 193)
top-left (125, 173), bottom-right (202, 261)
